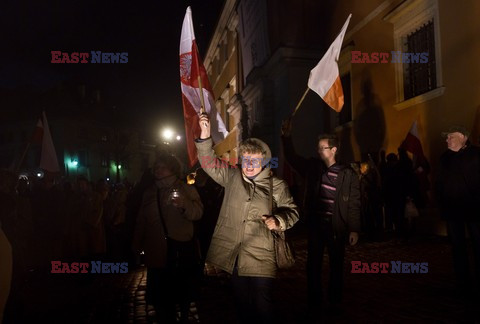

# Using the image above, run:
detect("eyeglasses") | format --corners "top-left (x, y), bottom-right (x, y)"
top-left (318, 146), bottom-right (333, 151)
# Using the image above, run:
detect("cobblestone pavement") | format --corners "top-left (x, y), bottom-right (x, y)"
top-left (4, 223), bottom-right (480, 323)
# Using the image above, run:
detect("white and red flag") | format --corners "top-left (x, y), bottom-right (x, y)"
top-left (38, 111), bottom-right (60, 173)
top-left (180, 6), bottom-right (228, 167)
top-left (400, 120), bottom-right (425, 161)
top-left (307, 14), bottom-right (352, 112)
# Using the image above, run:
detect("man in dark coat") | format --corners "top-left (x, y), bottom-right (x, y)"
top-left (281, 119), bottom-right (361, 318)
top-left (436, 125), bottom-right (480, 299)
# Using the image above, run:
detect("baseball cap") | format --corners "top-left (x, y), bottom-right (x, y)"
top-left (441, 125), bottom-right (469, 137)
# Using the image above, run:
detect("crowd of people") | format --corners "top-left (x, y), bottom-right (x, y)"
top-left (1, 120), bottom-right (479, 323)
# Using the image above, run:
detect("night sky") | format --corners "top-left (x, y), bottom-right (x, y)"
top-left (0, 0), bottom-right (225, 138)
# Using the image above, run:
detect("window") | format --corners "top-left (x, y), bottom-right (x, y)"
top-left (403, 20), bottom-right (436, 100)
top-left (384, 0), bottom-right (444, 110)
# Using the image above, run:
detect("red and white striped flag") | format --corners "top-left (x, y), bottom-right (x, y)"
top-left (308, 14), bottom-right (351, 112)
top-left (180, 7), bottom-right (228, 167)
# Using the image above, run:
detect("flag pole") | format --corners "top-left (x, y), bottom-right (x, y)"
top-left (292, 88), bottom-right (310, 117)
top-left (197, 75), bottom-right (206, 115)
top-left (15, 142), bottom-right (31, 173)
top-left (193, 45), bottom-right (206, 115)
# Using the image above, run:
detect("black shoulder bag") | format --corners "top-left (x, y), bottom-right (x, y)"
top-left (269, 175), bottom-right (295, 269)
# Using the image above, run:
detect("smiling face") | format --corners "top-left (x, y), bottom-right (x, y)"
top-left (446, 132), bottom-right (467, 152)
top-left (241, 152), bottom-right (264, 178)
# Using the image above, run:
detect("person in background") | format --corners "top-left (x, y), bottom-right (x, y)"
top-left (436, 125), bottom-right (480, 300)
top-left (281, 118), bottom-right (360, 319)
top-left (133, 154), bottom-right (203, 323)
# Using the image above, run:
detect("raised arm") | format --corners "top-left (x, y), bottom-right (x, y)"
top-left (281, 118), bottom-right (309, 178)
top-left (194, 114), bottom-right (232, 187)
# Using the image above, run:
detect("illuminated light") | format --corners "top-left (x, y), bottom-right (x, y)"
top-left (162, 129), bottom-right (174, 140)
top-left (118, 165), bottom-right (122, 170)
top-left (71, 159), bottom-right (78, 167)
top-left (106, 177), bottom-right (110, 181)
top-left (37, 173), bottom-right (42, 177)
top-left (176, 135), bottom-right (181, 141)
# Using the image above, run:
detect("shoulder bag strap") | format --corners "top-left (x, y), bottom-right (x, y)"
top-left (156, 188), bottom-right (169, 238)
top-left (269, 171), bottom-right (274, 215)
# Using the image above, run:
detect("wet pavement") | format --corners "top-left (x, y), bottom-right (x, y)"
top-left (4, 223), bottom-right (480, 323)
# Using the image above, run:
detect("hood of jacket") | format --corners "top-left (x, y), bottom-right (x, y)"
top-left (240, 138), bottom-right (272, 183)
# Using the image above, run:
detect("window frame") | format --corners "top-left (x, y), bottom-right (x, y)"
top-left (384, 0), bottom-right (445, 110)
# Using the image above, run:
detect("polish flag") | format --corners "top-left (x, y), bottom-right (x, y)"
top-left (400, 120), bottom-right (425, 160)
top-left (307, 14), bottom-right (352, 112)
top-left (39, 112), bottom-right (60, 173)
top-left (180, 6), bottom-right (228, 167)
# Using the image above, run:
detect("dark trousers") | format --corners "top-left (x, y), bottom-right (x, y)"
top-left (146, 240), bottom-right (199, 323)
top-left (231, 265), bottom-right (274, 324)
top-left (307, 219), bottom-right (346, 313)
top-left (446, 220), bottom-right (480, 294)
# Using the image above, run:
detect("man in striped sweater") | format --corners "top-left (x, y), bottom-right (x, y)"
top-left (282, 120), bottom-right (361, 319)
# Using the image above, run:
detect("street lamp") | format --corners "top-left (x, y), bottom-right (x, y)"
top-left (162, 129), bottom-right (174, 141)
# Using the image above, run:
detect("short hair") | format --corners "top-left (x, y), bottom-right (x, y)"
top-left (154, 154), bottom-right (181, 177)
top-left (239, 139), bottom-right (266, 158)
top-left (317, 134), bottom-right (339, 150)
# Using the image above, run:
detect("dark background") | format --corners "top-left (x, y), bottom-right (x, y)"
top-left (0, 0), bottom-right (225, 139)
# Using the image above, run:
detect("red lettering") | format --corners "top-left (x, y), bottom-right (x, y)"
top-left (70, 262), bottom-right (79, 273)
top-left (361, 263), bottom-right (371, 273)
top-left (351, 51), bottom-right (361, 63)
top-left (51, 51), bottom-right (62, 63)
top-left (370, 52), bottom-right (379, 63)
top-left (351, 261), bottom-right (362, 273)
top-left (70, 52), bottom-right (79, 64)
top-left (361, 52), bottom-right (371, 64)
top-left (370, 262), bottom-right (379, 273)
top-left (379, 262), bottom-right (389, 273)
top-left (60, 52), bottom-right (71, 63)
top-left (51, 261), bottom-right (62, 273)
top-left (79, 263), bottom-right (89, 273)
top-left (379, 52), bottom-right (389, 63)
top-left (79, 52), bottom-right (89, 63)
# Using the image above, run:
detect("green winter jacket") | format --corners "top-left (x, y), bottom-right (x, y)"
top-left (195, 138), bottom-right (299, 278)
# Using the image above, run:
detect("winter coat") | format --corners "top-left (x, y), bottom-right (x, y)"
top-left (282, 136), bottom-right (361, 235)
top-left (132, 179), bottom-right (203, 268)
top-left (435, 144), bottom-right (480, 220)
top-left (195, 138), bottom-right (299, 278)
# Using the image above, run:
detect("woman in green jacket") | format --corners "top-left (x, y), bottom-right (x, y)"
top-left (195, 114), bottom-right (299, 323)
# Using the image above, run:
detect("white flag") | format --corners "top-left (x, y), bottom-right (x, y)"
top-left (40, 111), bottom-right (60, 173)
top-left (308, 14), bottom-right (352, 112)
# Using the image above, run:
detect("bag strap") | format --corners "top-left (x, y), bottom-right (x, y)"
top-left (268, 171), bottom-right (274, 215)
top-left (156, 188), bottom-right (169, 238)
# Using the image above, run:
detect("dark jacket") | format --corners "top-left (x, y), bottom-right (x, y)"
top-left (282, 136), bottom-right (361, 235)
top-left (132, 179), bottom-right (203, 268)
top-left (435, 144), bottom-right (480, 220)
